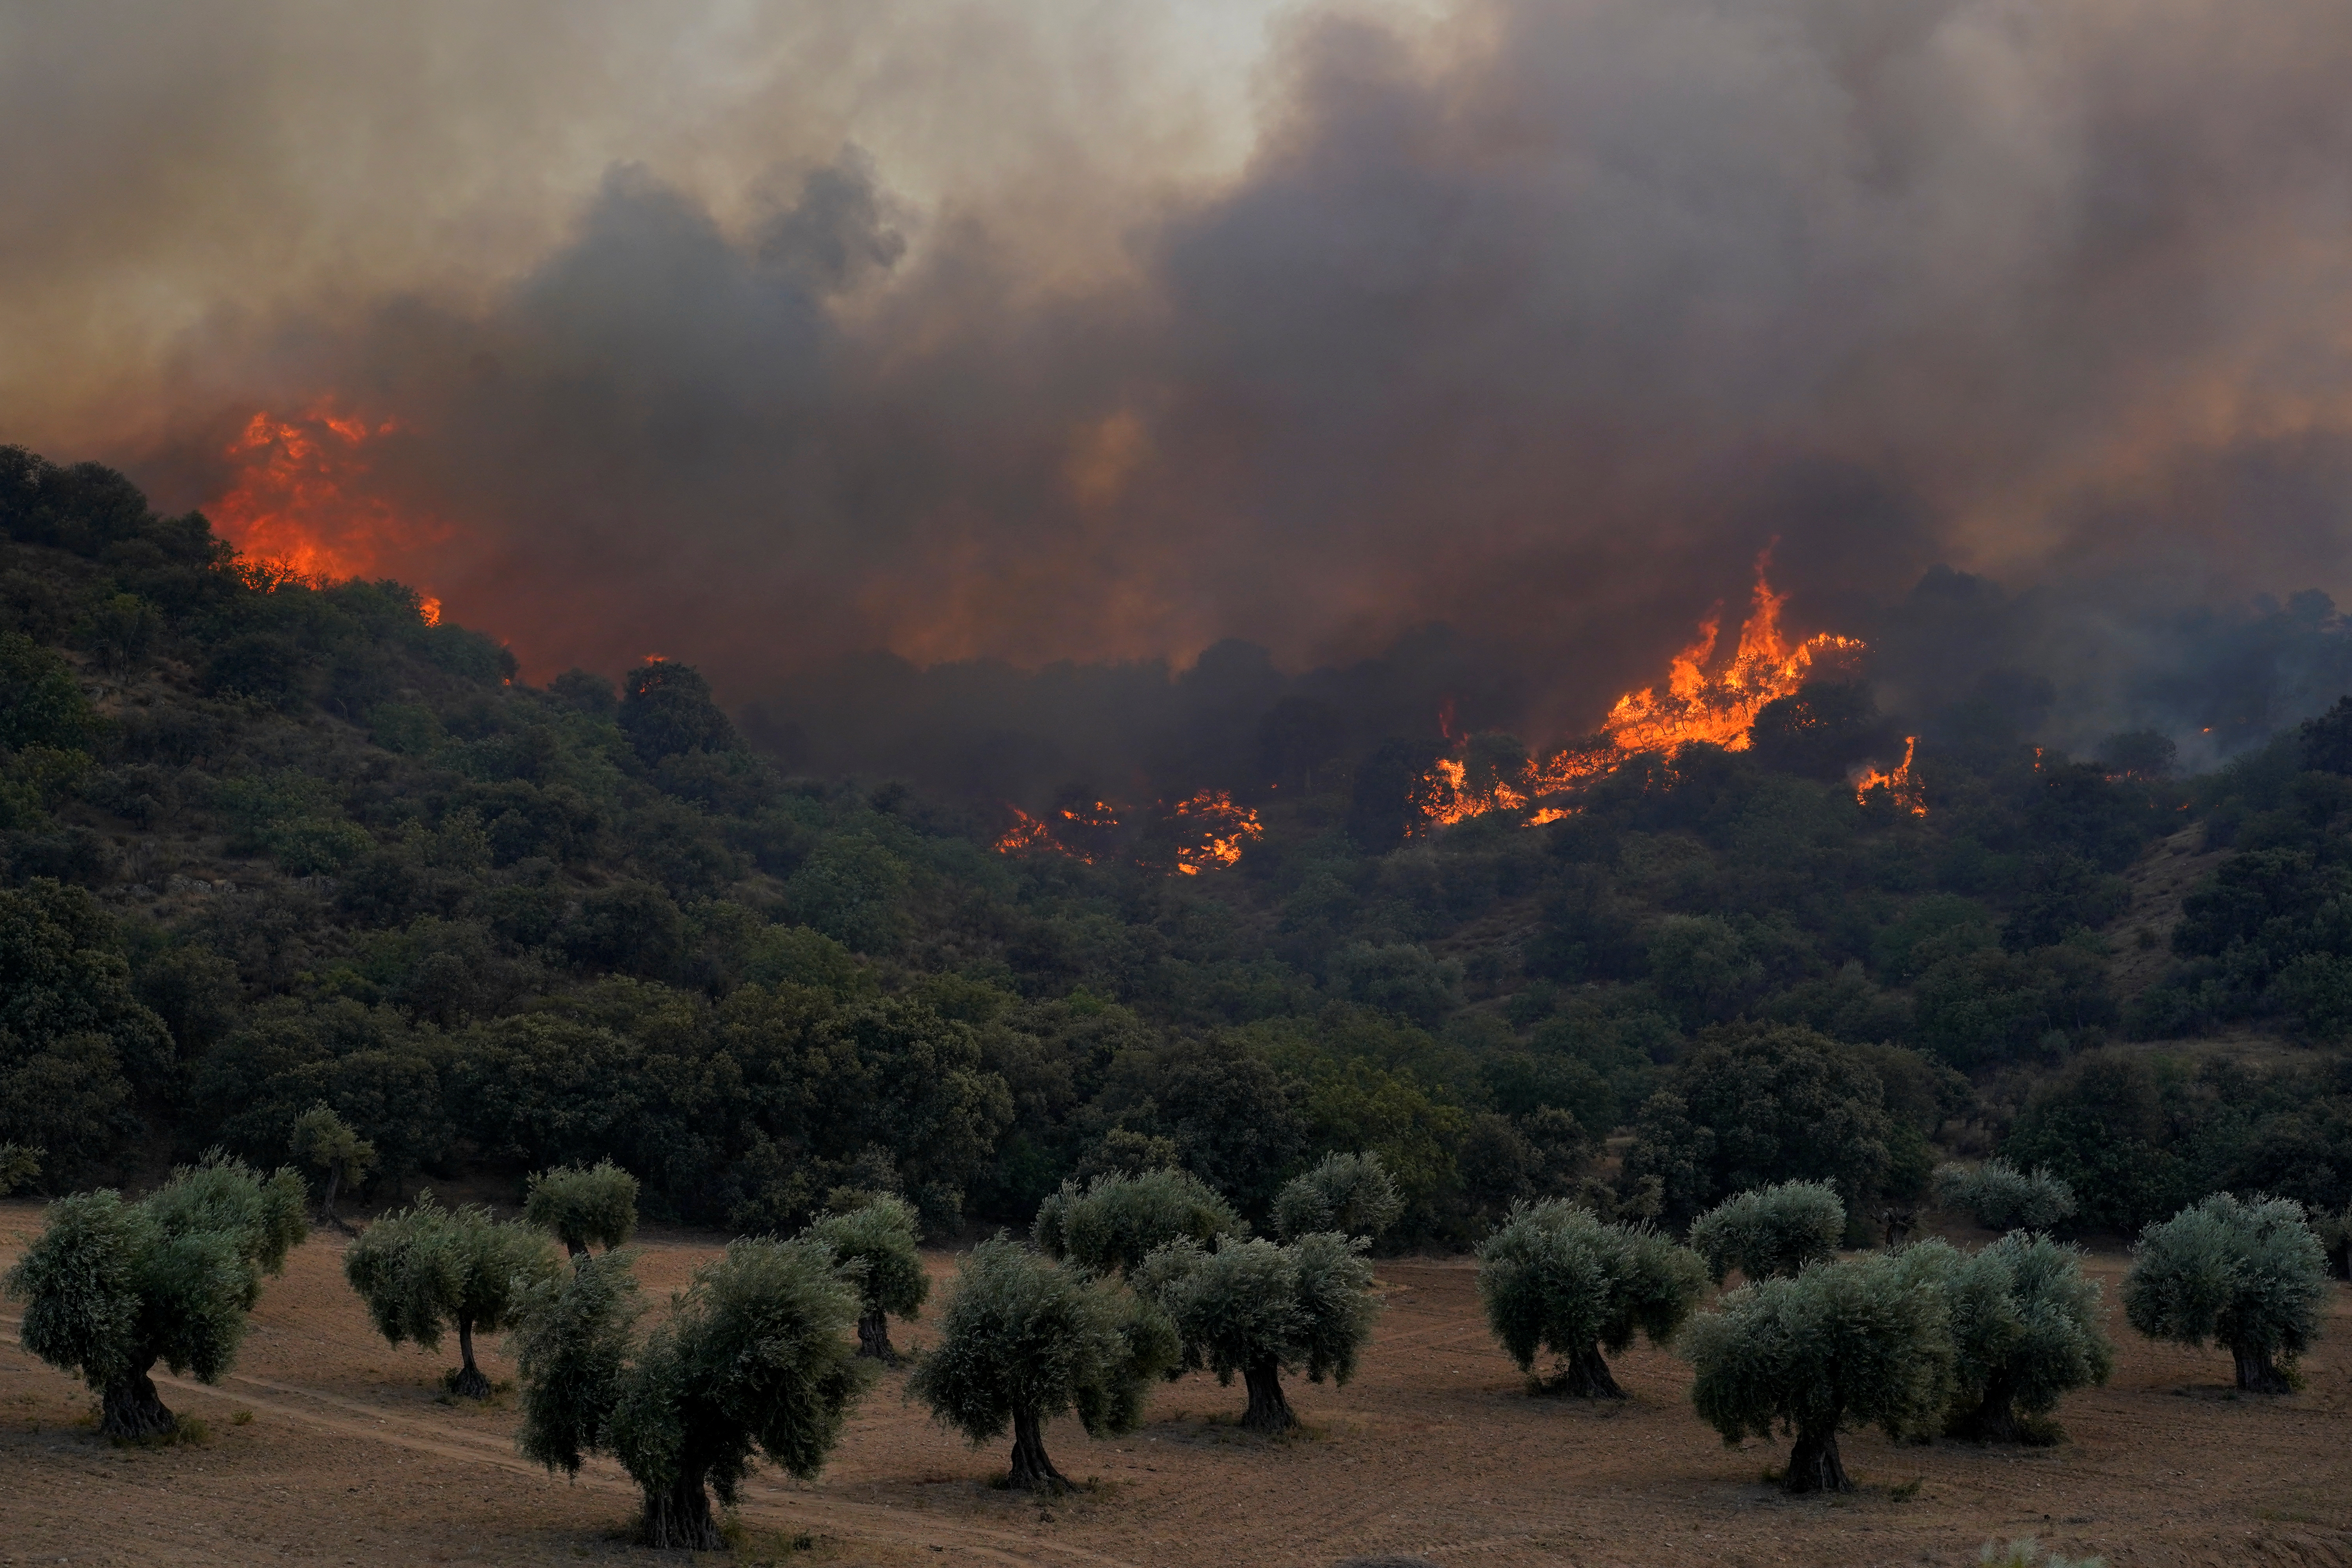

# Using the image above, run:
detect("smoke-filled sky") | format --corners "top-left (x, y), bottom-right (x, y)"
top-left (8, 0), bottom-right (2352, 753)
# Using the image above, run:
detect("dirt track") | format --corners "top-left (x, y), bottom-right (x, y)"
top-left (4, 1202), bottom-right (2349, 1567)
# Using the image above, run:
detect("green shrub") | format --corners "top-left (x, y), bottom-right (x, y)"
top-left (1475, 1200), bottom-right (1705, 1397)
top-left (1688, 1181), bottom-right (1844, 1284)
top-left (1034, 1167), bottom-right (1242, 1278)
top-left (2123, 1192), bottom-right (2327, 1393)
top-left (1137, 1231), bottom-right (1379, 1434)
top-left (5, 1154), bottom-right (305, 1439)
top-left (907, 1236), bottom-right (1176, 1491)
top-left (1932, 1159), bottom-right (2077, 1232)
top-left (1684, 1252), bottom-right (1952, 1493)
top-left (1272, 1151), bottom-right (1403, 1242)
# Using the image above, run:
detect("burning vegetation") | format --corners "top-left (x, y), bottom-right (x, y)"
top-left (208, 403), bottom-right (448, 587)
top-left (994, 790), bottom-right (1264, 874)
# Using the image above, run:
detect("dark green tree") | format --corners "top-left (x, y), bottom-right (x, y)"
top-left (1688, 1181), bottom-right (1845, 1284)
top-left (1272, 1151), bottom-right (1403, 1242)
top-left (344, 1195), bottom-right (564, 1397)
top-left (619, 658), bottom-right (739, 763)
top-left (2123, 1192), bottom-right (2327, 1393)
top-left (524, 1159), bottom-right (640, 1258)
top-left (1931, 1159), bottom-right (2077, 1232)
top-left (1034, 1167), bottom-right (1242, 1278)
top-left (1684, 1252), bottom-right (1953, 1494)
top-left (907, 1235), bottom-right (1177, 1491)
top-left (1138, 1232), bottom-right (1379, 1434)
top-left (513, 1238), bottom-right (873, 1548)
top-left (808, 1194), bottom-right (929, 1361)
top-left (289, 1103), bottom-right (376, 1223)
top-left (1475, 1200), bottom-right (1706, 1397)
top-left (1897, 1233), bottom-right (2112, 1442)
top-left (5, 1153), bottom-right (306, 1438)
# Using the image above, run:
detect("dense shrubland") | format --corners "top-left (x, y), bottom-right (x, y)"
top-left (3, 441), bottom-right (2352, 1249)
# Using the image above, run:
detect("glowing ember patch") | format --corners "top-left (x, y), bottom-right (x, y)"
top-left (994, 804), bottom-right (1094, 862)
top-left (1170, 789), bottom-right (1263, 873)
top-left (419, 597), bottom-right (443, 626)
top-left (1855, 736), bottom-right (1927, 815)
top-left (208, 402), bottom-right (450, 584)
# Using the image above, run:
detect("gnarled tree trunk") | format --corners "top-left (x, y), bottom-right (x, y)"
top-left (1949, 1375), bottom-right (2034, 1444)
top-left (1008, 1406), bottom-right (1071, 1493)
top-left (857, 1305), bottom-right (896, 1363)
top-left (639, 1475), bottom-right (722, 1550)
top-left (101, 1360), bottom-right (176, 1441)
top-left (1241, 1356), bottom-right (1296, 1434)
top-left (1541, 1344), bottom-right (1626, 1399)
top-left (1782, 1424), bottom-right (1853, 1494)
top-left (2233, 1343), bottom-right (2293, 1394)
top-left (450, 1316), bottom-right (491, 1399)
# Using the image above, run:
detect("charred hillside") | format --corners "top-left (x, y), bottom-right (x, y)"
top-left (5, 445), bottom-right (2352, 1248)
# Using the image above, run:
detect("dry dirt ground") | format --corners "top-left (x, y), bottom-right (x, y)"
top-left (3, 1203), bottom-right (2349, 1568)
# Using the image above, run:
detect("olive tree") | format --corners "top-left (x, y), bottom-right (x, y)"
top-left (514, 1238), bottom-right (873, 1548)
top-left (344, 1194), bottom-right (563, 1397)
top-left (524, 1159), bottom-right (639, 1258)
top-left (5, 1153), bottom-right (306, 1439)
top-left (2123, 1192), bottom-right (2328, 1393)
top-left (1688, 1181), bottom-right (1844, 1284)
top-left (0, 1141), bottom-right (38, 1195)
top-left (1476, 1200), bottom-right (1706, 1398)
top-left (907, 1234), bottom-right (1177, 1491)
top-left (1273, 1151), bottom-right (1402, 1242)
top-left (289, 1103), bottom-right (376, 1224)
top-left (1897, 1233), bottom-right (2113, 1441)
top-left (1933, 1160), bottom-right (2078, 1232)
top-left (807, 1194), bottom-right (929, 1361)
top-left (1138, 1232), bottom-right (1379, 1434)
top-left (1684, 1252), bottom-right (1953, 1493)
top-left (1034, 1167), bottom-right (1241, 1278)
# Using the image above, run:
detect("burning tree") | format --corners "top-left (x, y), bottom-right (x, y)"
top-left (524, 1159), bottom-right (639, 1259)
top-left (1476, 1201), bottom-right (1706, 1398)
top-left (1034, 1167), bottom-right (1241, 1278)
top-left (1684, 1252), bottom-right (1952, 1493)
top-left (907, 1235), bottom-right (1177, 1491)
top-left (1138, 1232), bottom-right (1380, 1434)
top-left (1688, 1181), bottom-right (1846, 1284)
top-left (514, 1238), bottom-right (873, 1548)
top-left (5, 1154), bottom-right (307, 1439)
top-left (2123, 1192), bottom-right (2327, 1393)
top-left (807, 1194), bottom-right (929, 1361)
top-left (344, 1194), bottom-right (563, 1397)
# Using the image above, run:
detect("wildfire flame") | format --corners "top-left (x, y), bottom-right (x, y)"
top-left (1854, 736), bottom-right (1926, 815)
top-left (207, 402), bottom-right (450, 585)
top-left (1416, 552), bottom-right (1891, 828)
top-left (994, 789), bottom-right (1263, 874)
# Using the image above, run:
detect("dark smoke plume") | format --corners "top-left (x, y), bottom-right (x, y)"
top-left (12, 0), bottom-right (2352, 780)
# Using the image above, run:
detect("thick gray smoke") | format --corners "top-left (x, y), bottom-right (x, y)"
top-left (13, 0), bottom-right (2352, 775)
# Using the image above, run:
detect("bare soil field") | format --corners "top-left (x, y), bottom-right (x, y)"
top-left (4, 1201), bottom-right (2349, 1568)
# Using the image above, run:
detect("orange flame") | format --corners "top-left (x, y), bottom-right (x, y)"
top-left (1854, 736), bottom-right (1927, 815)
top-left (208, 402), bottom-right (450, 584)
top-left (994, 804), bottom-right (1094, 862)
top-left (1416, 552), bottom-right (1873, 830)
top-left (1170, 789), bottom-right (1264, 873)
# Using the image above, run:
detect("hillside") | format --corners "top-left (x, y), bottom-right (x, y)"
top-left (5, 443), bottom-right (2352, 1250)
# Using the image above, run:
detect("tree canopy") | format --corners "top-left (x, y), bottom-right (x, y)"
top-left (1476, 1200), bottom-right (1705, 1397)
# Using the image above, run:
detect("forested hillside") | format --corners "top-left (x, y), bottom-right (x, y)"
top-left (6, 443), bottom-right (2352, 1247)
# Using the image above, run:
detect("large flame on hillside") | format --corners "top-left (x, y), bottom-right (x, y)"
top-left (1419, 555), bottom-right (1893, 826)
top-left (208, 403), bottom-right (450, 583)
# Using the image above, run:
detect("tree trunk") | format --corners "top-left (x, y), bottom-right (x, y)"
top-left (1008, 1406), bottom-right (1071, 1494)
top-left (2233, 1343), bottom-right (2293, 1394)
top-left (1241, 1357), bottom-right (1296, 1434)
top-left (1949, 1376), bottom-right (2031, 1444)
top-left (1782, 1424), bottom-right (1853, 1494)
top-left (639, 1475), bottom-right (722, 1550)
top-left (1541, 1344), bottom-right (1626, 1399)
top-left (101, 1360), bottom-right (176, 1441)
top-left (450, 1315), bottom-right (491, 1399)
top-left (564, 1238), bottom-right (587, 1261)
top-left (320, 1169), bottom-right (340, 1225)
top-left (857, 1305), bottom-right (896, 1363)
